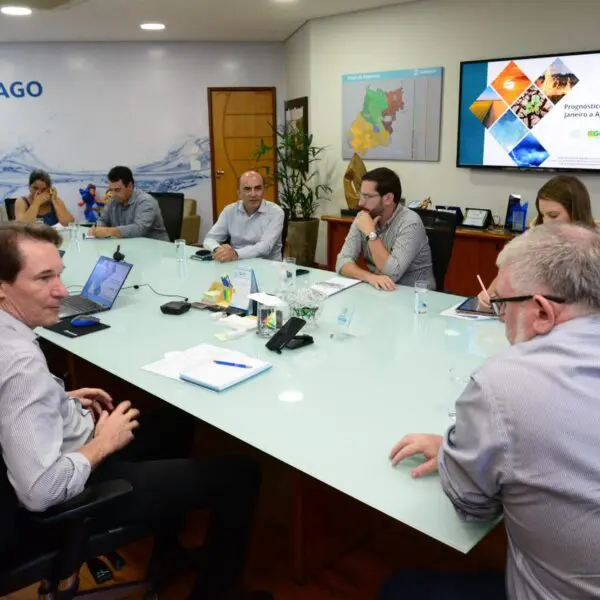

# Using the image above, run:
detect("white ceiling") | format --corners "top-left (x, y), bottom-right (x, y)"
top-left (0, 0), bottom-right (417, 43)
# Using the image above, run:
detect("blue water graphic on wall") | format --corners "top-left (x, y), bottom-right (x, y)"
top-left (0, 135), bottom-right (212, 201)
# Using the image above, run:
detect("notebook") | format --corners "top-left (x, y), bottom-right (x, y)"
top-left (311, 276), bottom-right (361, 298)
top-left (142, 344), bottom-right (271, 392)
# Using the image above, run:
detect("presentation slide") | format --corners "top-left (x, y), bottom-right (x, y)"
top-left (457, 51), bottom-right (600, 170)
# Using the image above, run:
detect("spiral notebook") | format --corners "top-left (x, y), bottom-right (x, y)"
top-left (142, 343), bottom-right (271, 392)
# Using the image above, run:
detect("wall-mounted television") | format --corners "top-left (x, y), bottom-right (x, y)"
top-left (457, 50), bottom-right (600, 171)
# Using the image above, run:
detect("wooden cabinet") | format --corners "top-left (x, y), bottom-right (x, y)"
top-left (321, 215), bottom-right (513, 297)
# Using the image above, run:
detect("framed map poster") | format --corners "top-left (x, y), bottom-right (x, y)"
top-left (342, 67), bottom-right (443, 161)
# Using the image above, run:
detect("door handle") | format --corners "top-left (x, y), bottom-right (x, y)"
top-left (216, 169), bottom-right (225, 177)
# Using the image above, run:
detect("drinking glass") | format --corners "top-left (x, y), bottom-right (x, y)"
top-left (414, 280), bottom-right (429, 315)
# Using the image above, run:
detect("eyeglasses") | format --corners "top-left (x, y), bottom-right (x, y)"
top-left (489, 294), bottom-right (566, 316)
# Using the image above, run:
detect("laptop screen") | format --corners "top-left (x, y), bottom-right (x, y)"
top-left (81, 256), bottom-right (133, 308)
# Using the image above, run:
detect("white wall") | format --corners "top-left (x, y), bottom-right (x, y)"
top-left (285, 23), bottom-right (311, 105)
top-left (287, 0), bottom-right (600, 263)
top-left (0, 41), bottom-right (285, 239)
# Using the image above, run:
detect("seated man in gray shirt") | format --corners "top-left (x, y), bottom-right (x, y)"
top-left (383, 223), bottom-right (600, 600)
top-left (203, 171), bottom-right (285, 262)
top-left (336, 167), bottom-right (434, 291)
top-left (0, 222), bottom-right (270, 600)
top-left (91, 165), bottom-right (169, 241)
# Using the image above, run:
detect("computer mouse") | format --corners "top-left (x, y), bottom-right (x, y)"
top-left (70, 316), bottom-right (100, 327)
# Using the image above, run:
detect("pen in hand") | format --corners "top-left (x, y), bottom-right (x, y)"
top-left (476, 274), bottom-right (490, 302)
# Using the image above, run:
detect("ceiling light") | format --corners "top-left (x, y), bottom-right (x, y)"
top-left (140, 22), bottom-right (165, 31)
top-left (1, 5), bottom-right (33, 15)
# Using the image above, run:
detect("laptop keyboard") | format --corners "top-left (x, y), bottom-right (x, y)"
top-left (61, 296), bottom-right (100, 312)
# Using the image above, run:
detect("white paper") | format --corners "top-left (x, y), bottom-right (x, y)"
top-left (311, 276), bottom-right (361, 298)
top-left (219, 314), bottom-right (257, 331)
top-left (247, 292), bottom-right (287, 308)
top-left (229, 267), bottom-right (258, 311)
top-left (142, 343), bottom-right (267, 382)
top-left (440, 302), bottom-right (496, 321)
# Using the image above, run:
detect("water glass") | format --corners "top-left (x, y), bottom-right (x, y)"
top-left (414, 280), bottom-right (429, 314)
top-left (174, 239), bottom-right (186, 262)
top-left (280, 257), bottom-right (297, 291)
top-left (68, 222), bottom-right (79, 242)
top-left (256, 303), bottom-right (284, 338)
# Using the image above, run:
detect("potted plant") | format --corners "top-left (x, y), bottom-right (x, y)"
top-left (253, 123), bottom-right (332, 266)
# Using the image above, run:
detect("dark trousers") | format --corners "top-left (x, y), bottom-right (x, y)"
top-left (378, 570), bottom-right (507, 600)
top-left (88, 405), bottom-right (261, 600)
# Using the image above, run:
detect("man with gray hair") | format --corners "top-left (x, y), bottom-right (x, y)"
top-left (381, 223), bottom-right (600, 599)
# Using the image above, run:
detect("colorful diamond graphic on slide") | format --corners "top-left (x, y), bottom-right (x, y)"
top-left (535, 58), bottom-right (580, 105)
top-left (489, 109), bottom-right (528, 152)
top-left (469, 86), bottom-right (508, 128)
top-left (511, 85), bottom-right (554, 129)
top-left (491, 61), bottom-right (532, 105)
top-left (509, 134), bottom-right (550, 168)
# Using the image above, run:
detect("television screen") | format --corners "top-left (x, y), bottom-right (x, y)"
top-left (457, 50), bottom-right (600, 171)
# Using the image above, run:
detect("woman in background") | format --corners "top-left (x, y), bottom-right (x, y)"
top-left (478, 174), bottom-right (596, 307)
top-left (15, 169), bottom-right (74, 227)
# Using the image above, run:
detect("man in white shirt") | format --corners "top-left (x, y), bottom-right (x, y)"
top-left (203, 171), bottom-right (285, 262)
top-left (0, 221), bottom-right (272, 600)
top-left (380, 223), bottom-right (600, 600)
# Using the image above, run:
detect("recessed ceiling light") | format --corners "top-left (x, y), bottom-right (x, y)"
top-left (1, 5), bottom-right (33, 15)
top-left (140, 22), bottom-right (165, 31)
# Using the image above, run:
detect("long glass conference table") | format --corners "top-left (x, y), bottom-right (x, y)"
top-left (38, 236), bottom-right (508, 559)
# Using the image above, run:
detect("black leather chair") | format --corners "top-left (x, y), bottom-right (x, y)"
top-left (411, 208), bottom-right (458, 292)
top-left (4, 197), bottom-right (17, 220)
top-left (0, 455), bottom-right (155, 600)
top-left (150, 192), bottom-right (184, 242)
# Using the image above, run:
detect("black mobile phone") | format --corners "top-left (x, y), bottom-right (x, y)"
top-left (266, 317), bottom-right (306, 353)
top-left (296, 268), bottom-right (310, 276)
top-left (195, 248), bottom-right (212, 257)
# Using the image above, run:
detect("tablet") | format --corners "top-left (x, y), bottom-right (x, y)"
top-left (455, 296), bottom-right (496, 316)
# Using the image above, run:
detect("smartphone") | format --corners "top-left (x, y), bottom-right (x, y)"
top-left (190, 254), bottom-right (213, 262)
top-left (296, 268), bottom-right (310, 276)
top-left (266, 317), bottom-right (306, 353)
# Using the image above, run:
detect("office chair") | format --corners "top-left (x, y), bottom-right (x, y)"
top-left (4, 197), bottom-right (17, 221)
top-left (0, 454), bottom-right (156, 600)
top-left (411, 208), bottom-right (458, 292)
top-left (150, 192), bottom-right (185, 242)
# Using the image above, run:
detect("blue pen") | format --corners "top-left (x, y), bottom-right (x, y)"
top-left (214, 360), bottom-right (251, 369)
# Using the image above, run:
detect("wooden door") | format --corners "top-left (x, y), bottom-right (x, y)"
top-left (208, 87), bottom-right (277, 220)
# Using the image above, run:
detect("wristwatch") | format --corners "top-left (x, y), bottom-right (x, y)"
top-left (366, 231), bottom-right (378, 242)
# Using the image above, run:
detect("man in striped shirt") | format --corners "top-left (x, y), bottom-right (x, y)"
top-left (0, 222), bottom-right (271, 600)
top-left (382, 223), bottom-right (600, 600)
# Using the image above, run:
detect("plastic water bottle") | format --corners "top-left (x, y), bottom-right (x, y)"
top-left (330, 307), bottom-right (354, 340)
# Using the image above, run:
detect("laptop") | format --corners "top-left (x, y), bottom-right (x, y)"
top-left (59, 256), bottom-right (133, 320)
